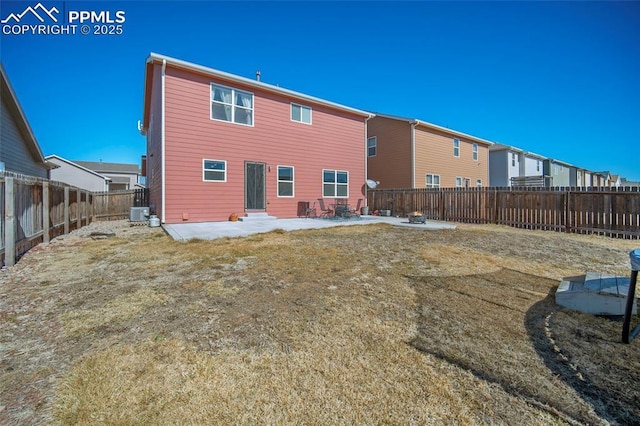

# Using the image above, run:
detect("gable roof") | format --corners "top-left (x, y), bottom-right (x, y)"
top-left (45, 155), bottom-right (112, 180)
top-left (74, 160), bottom-right (140, 174)
top-left (141, 53), bottom-right (372, 132)
top-left (0, 62), bottom-right (50, 168)
top-left (490, 143), bottom-right (546, 160)
top-left (374, 112), bottom-right (494, 147)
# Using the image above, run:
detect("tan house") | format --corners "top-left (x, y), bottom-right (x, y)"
top-left (367, 114), bottom-right (492, 189)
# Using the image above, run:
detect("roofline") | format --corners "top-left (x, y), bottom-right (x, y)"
top-left (1, 62), bottom-right (48, 166)
top-left (373, 113), bottom-right (494, 147)
top-left (143, 53), bottom-right (373, 126)
top-left (45, 155), bottom-right (112, 180)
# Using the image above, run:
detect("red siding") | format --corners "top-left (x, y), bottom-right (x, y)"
top-left (159, 66), bottom-right (367, 223)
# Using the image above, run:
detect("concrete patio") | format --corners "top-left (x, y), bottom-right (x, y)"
top-left (163, 215), bottom-right (455, 241)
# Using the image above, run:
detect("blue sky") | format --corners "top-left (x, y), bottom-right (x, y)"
top-left (1, 1), bottom-right (639, 181)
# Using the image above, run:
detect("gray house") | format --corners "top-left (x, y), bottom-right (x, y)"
top-left (543, 159), bottom-right (572, 187)
top-left (489, 143), bottom-right (547, 187)
top-left (46, 155), bottom-right (111, 192)
top-left (0, 62), bottom-right (51, 178)
top-left (74, 161), bottom-right (142, 191)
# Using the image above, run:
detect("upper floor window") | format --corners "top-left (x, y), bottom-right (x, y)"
top-left (323, 169), bottom-right (349, 197)
top-left (536, 160), bottom-right (540, 172)
top-left (453, 138), bottom-right (460, 157)
top-left (472, 143), bottom-right (478, 161)
top-left (367, 136), bottom-right (377, 157)
top-left (277, 166), bottom-right (294, 197)
top-left (426, 174), bottom-right (440, 188)
top-left (211, 83), bottom-right (253, 126)
top-left (291, 103), bottom-right (312, 124)
top-left (511, 153), bottom-right (516, 167)
top-left (203, 159), bottom-right (227, 182)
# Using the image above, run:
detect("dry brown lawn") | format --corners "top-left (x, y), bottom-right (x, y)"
top-left (1, 220), bottom-right (639, 425)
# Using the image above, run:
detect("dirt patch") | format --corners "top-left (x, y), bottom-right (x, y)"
top-left (1, 220), bottom-right (638, 424)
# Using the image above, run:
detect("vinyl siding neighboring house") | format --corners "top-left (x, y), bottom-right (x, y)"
top-left (367, 114), bottom-right (491, 189)
top-left (489, 144), bottom-right (546, 187)
top-left (74, 161), bottom-right (141, 191)
top-left (0, 62), bottom-right (51, 178)
top-left (544, 159), bottom-right (572, 187)
top-left (46, 155), bottom-right (110, 192)
top-left (140, 53), bottom-right (371, 223)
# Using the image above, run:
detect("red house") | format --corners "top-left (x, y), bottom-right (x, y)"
top-left (140, 53), bottom-right (371, 224)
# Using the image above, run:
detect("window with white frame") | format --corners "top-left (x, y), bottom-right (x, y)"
top-left (536, 160), bottom-right (540, 172)
top-left (211, 83), bottom-right (254, 125)
top-left (472, 143), bottom-right (478, 161)
top-left (453, 138), bottom-right (460, 157)
top-left (426, 174), bottom-right (440, 188)
top-left (455, 177), bottom-right (462, 187)
top-left (277, 166), bottom-right (294, 197)
top-left (323, 169), bottom-right (348, 197)
top-left (291, 103), bottom-right (312, 124)
top-left (203, 159), bottom-right (227, 182)
top-left (476, 179), bottom-right (483, 187)
top-left (511, 153), bottom-right (516, 167)
top-left (464, 178), bottom-right (470, 188)
top-left (367, 136), bottom-right (377, 157)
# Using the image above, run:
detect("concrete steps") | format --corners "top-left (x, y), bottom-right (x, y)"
top-left (239, 212), bottom-right (277, 222)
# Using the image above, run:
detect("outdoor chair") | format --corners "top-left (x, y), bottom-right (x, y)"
top-left (317, 198), bottom-right (334, 218)
top-left (349, 199), bottom-right (363, 217)
top-left (305, 202), bottom-right (317, 218)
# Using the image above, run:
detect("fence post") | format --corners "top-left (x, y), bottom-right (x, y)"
top-left (43, 181), bottom-right (50, 244)
top-left (565, 189), bottom-right (571, 233)
top-left (64, 186), bottom-right (69, 235)
top-left (4, 176), bottom-right (15, 267)
top-left (76, 189), bottom-right (81, 230)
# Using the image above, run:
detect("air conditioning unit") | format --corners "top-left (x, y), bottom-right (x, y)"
top-left (130, 207), bottom-right (149, 222)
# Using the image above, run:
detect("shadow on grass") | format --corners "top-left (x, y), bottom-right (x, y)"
top-left (525, 289), bottom-right (640, 425)
top-left (407, 268), bottom-right (639, 424)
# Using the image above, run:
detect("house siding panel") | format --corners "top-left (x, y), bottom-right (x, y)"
top-left (48, 158), bottom-right (109, 192)
top-left (366, 116), bottom-right (412, 189)
top-left (161, 66), bottom-right (366, 223)
top-left (489, 150), bottom-right (509, 187)
top-left (414, 126), bottom-right (489, 188)
top-left (146, 64), bottom-right (164, 218)
top-left (0, 96), bottom-right (48, 178)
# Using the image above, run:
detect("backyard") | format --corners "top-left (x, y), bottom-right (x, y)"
top-left (1, 220), bottom-right (639, 425)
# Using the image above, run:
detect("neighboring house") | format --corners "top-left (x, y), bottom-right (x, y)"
top-left (140, 53), bottom-right (371, 224)
top-left (46, 155), bottom-right (111, 192)
top-left (543, 159), bottom-right (572, 187)
top-left (74, 161), bottom-right (142, 191)
top-left (367, 114), bottom-right (491, 189)
top-left (593, 171), bottom-right (611, 187)
top-left (610, 174), bottom-right (621, 188)
top-left (620, 178), bottom-right (640, 188)
top-left (0, 62), bottom-right (51, 178)
top-left (488, 144), bottom-right (546, 187)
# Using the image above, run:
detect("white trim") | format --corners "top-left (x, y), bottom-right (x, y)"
top-left (453, 138), bottom-right (460, 158)
top-left (367, 136), bottom-right (377, 157)
top-left (210, 82), bottom-right (254, 127)
top-left (147, 53), bottom-right (371, 118)
top-left (290, 103), bottom-right (312, 125)
top-left (203, 159), bottom-right (227, 182)
top-left (425, 173), bottom-right (440, 189)
top-left (322, 169), bottom-right (349, 198)
top-left (276, 165), bottom-right (295, 197)
top-left (161, 59), bottom-right (166, 224)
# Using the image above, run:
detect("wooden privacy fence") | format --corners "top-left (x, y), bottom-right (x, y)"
top-left (2, 171), bottom-right (149, 267)
top-left (368, 186), bottom-right (640, 239)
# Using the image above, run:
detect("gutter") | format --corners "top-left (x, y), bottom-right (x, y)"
top-left (161, 59), bottom-right (166, 224)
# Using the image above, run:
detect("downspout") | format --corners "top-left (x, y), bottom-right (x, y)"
top-left (161, 59), bottom-right (166, 224)
top-left (364, 114), bottom-right (373, 208)
top-left (411, 121), bottom-right (416, 188)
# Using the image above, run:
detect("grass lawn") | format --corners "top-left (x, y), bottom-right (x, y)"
top-left (1, 221), bottom-right (639, 425)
